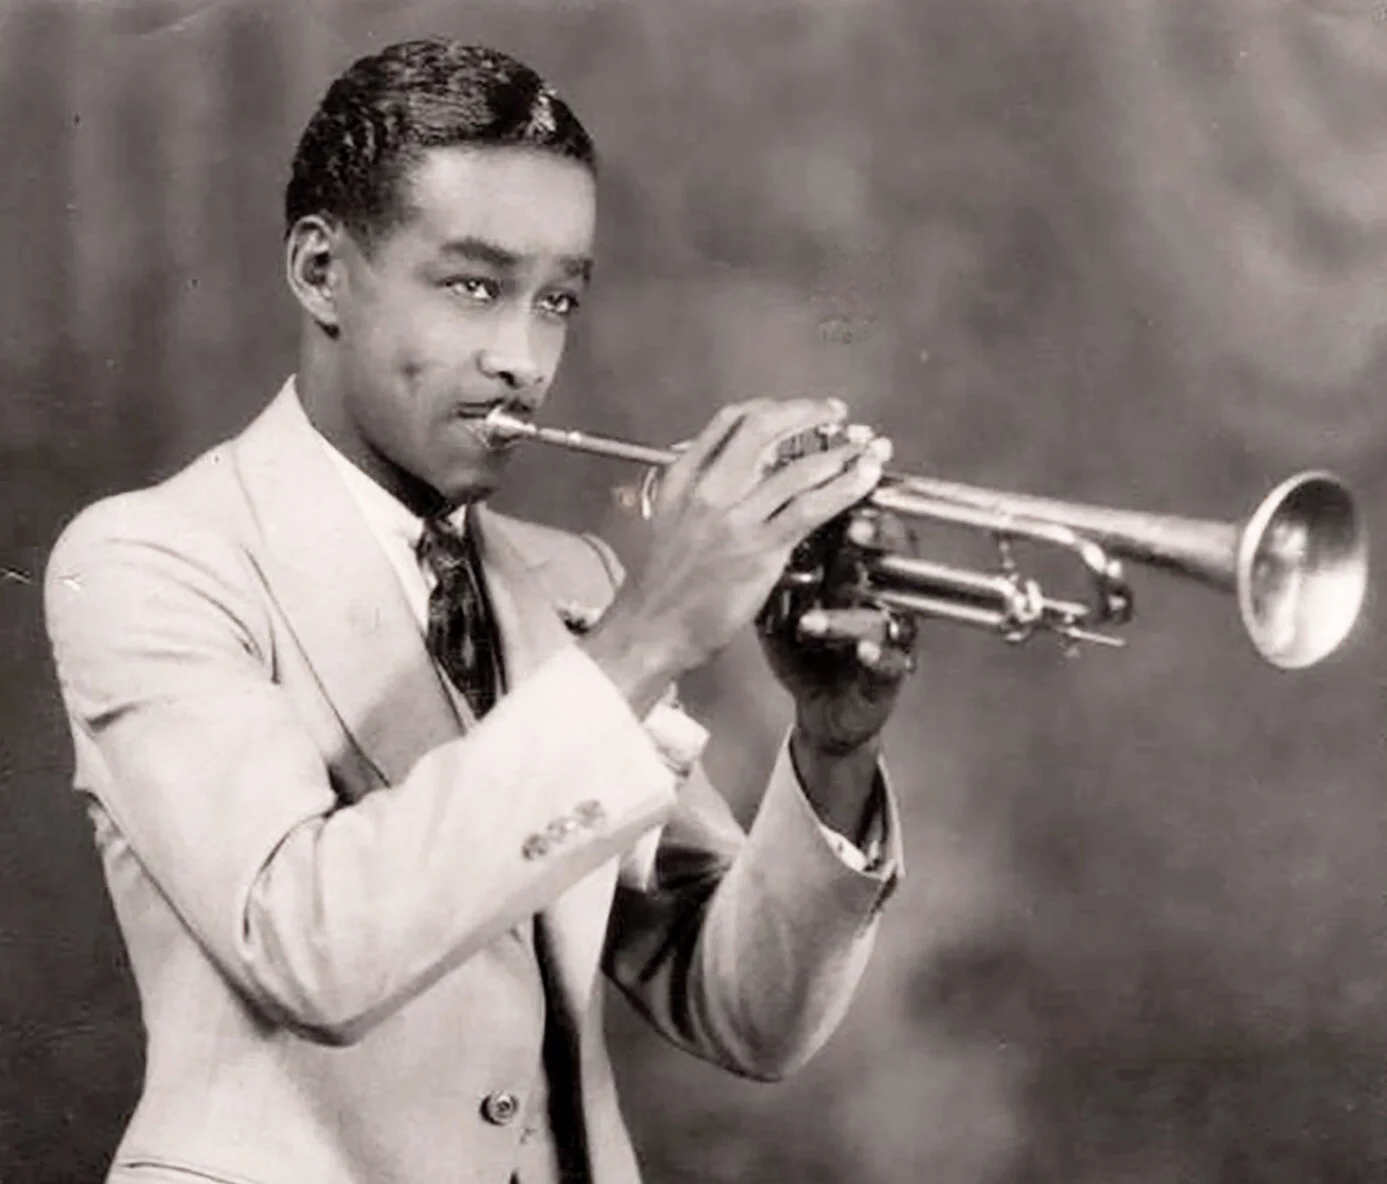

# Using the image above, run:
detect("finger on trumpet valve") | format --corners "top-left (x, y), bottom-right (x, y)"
top-left (767, 418), bottom-right (885, 469)
top-left (845, 505), bottom-right (912, 552)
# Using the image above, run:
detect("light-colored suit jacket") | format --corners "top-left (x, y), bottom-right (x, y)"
top-left (43, 385), bottom-right (902, 1184)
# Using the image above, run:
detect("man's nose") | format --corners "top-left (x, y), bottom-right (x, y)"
top-left (476, 318), bottom-right (545, 392)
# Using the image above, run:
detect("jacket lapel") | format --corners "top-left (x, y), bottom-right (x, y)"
top-left (230, 386), bottom-right (463, 789)
top-left (469, 506), bottom-right (575, 690)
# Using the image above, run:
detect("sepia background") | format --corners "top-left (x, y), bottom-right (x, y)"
top-left (2, 0), bottom-right (1386, 1180)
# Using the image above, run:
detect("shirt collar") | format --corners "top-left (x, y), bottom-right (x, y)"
top-left (288, 376), bottom-right (467, 554)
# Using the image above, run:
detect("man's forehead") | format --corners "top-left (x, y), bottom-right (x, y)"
top-left (400, 145), bottom-right (596, 263)
top-left (434, 235), bottom-right (592, 281)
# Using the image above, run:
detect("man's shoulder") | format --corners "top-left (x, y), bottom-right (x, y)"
top-left (55, 439), bottom-right (239, 540)
top-left (50, 386), bottom-right (292, 565)
top-left (482, 509), bottom-right (625, 624)
top-left (45, 438), bottom-right (254, 609)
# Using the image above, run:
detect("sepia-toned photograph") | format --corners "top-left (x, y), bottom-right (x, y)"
top-left (0, 1), bottom-right (1383, 1181)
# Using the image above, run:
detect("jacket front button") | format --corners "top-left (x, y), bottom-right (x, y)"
top-left (481, 1090), bottom-right (521, 1126)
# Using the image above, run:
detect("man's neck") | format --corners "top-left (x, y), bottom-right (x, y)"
top-left (296, 366), bottom-right (455, 521)
top-left (357, 448), bottom-right (452, 522)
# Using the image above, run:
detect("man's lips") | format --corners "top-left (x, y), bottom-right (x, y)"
top-left (455, 399), bottom-right (532, 420)
top-left (452, 402), bottom-right (532, 450)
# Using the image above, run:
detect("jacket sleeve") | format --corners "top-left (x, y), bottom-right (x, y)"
top-left (44, 495), bottom-right (679, 1046)
top-left (584, 535), bottom-right (904, 1082)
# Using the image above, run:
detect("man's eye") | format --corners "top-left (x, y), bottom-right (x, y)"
top-left (538, 291), bottom-right (581, 320)
top-left (446, 277), bottom-right (499, 303)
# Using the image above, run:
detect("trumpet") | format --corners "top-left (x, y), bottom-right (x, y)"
top-left (481, 409), bottom-right (1368, 670)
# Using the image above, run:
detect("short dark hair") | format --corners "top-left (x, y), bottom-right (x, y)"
top-left (284, 39), bottom-right (596, 245)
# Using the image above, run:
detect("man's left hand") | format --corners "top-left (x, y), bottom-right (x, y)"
top-left (757, 506), bottom-right (919, 756)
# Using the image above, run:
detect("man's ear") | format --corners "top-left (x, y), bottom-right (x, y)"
top-left (285, 215), bottom-right (346, 333)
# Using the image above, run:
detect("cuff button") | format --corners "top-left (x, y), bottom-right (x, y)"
top-left (481, 1090), bottom-right (521, 1126)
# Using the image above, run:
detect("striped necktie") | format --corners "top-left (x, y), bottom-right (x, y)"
top-left (416, 514), bottom-right (502, 718)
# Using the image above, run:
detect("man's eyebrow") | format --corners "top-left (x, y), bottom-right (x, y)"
top-left (437, 236), bottom-right (593, 284)
top-left (559, 255), bottom-right (594, 284)
top-left (437, 236), bottom-right (521, 269)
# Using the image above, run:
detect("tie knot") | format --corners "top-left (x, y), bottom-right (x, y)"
top-left (416, 515), bottom-right (471, 583)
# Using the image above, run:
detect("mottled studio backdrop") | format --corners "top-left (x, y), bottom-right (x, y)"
top-left (2, 0), bottom-right (1386, 1181)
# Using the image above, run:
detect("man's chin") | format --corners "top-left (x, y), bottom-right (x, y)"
top-left (437, 459), bottom-right (508, 508)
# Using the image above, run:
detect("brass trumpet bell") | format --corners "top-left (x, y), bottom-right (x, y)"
top-left (1234, 472), bottom-right (1365, 669)
top-left (867, 469), bottom-right (1367, 669)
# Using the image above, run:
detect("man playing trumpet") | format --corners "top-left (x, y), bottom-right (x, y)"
top-left (43, 38), bottom-right (916, 1184)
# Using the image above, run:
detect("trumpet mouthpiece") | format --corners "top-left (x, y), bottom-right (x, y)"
top-left (477, 407), bottom-right (536, 448)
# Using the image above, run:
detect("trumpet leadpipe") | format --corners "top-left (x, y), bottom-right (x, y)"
top-left (483, 411), bottom-right (679, 467)
top-left (481, 408), bottom-right (871, 475)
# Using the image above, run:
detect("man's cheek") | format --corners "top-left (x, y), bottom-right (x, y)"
top-left (546, 324), bottom-right (570, 368)
top-left (395, 338), bottom-right (465, 398)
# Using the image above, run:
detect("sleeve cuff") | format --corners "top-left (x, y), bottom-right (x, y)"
top-left (765, 732), bottom-right (900, 887)
top-left (617, 697), bottom-right (711, 891)
top-left (816, 821), bottom-right (883, 874)
top-left (737, 735), bottom-right (902, 929)
top-left (642, 699), bottom-right (709, 778)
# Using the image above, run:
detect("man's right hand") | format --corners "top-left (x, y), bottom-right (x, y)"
top-left (582, 398), bottom-right (891, 716)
